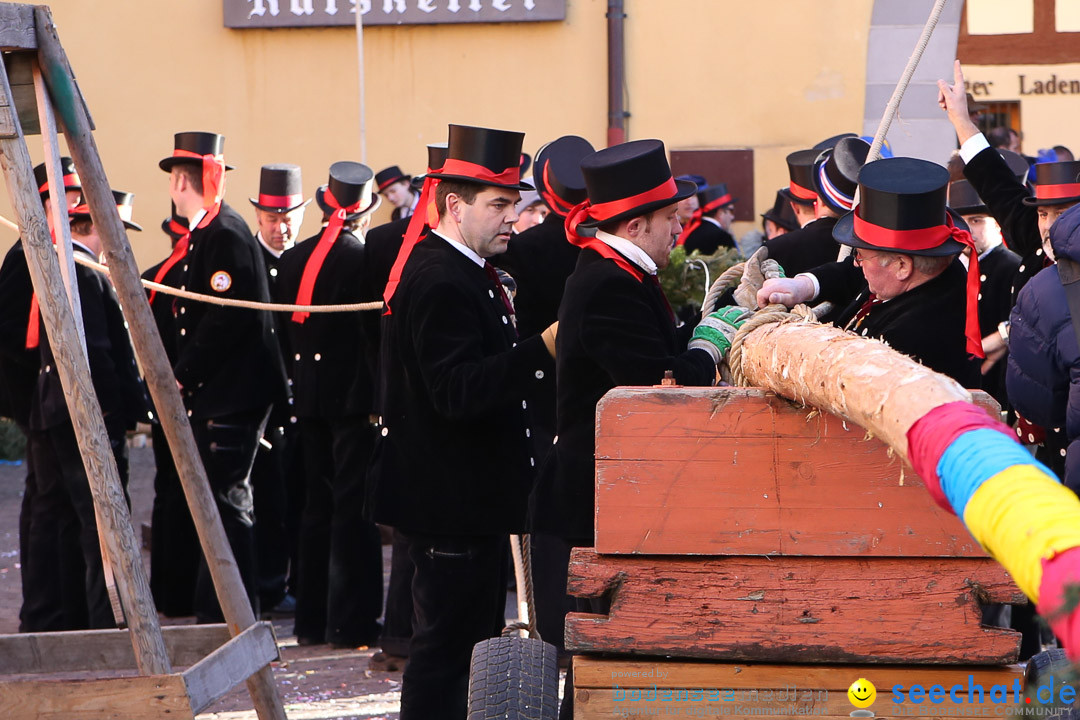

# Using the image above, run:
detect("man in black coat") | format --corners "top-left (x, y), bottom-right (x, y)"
top-left (758, 157), bottom-right (982, 388)
top-left (275, 162), bottom-right (384, 647)
top-left (368, 124), bottom-right (556, 720)
top-left (375, 165), bottom-right (419, 221)
top-left (162, 131), bottom-right (288, 622)
top-left (28, 196), bottom-right (150, 629)
top-left (144, 208), bottom-right (202, 618)
top-left (679, 183), bottom-right (736, 255)
top-left (765, 138), bottom-right (870, 276)
top-left (2, 159), bottom-right (83, 631)
top-left (248, 164), bottom-right (310, 616)
top-left (948, 179), bottom-right (1022, 409)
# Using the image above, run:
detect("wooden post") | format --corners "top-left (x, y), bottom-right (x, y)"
top-left (0, 52), bottom-right (171, 677)
top-left (33, 7), bottom-right (286, 719)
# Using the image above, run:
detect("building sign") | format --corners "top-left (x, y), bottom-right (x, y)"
top-left (967, 74), bottom-right (1080, 97)
top-left (224, 0), bottom-right (566, 28)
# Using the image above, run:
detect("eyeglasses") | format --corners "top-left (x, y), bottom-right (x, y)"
top-left (852, 248), bottom-right (896, 268)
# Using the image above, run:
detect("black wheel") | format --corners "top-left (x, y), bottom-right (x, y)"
top-left (1025, 648), bottom-right (1078, 715)
top-left (467, 636), bottom-right (560, 720)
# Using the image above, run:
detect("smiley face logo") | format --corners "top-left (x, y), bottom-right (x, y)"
top-left (848, 678), bottom-right (876, 708)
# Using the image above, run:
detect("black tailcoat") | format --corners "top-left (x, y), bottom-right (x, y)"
top-left (814, 257), bottom-right (981, 387)
top-left (31, 243), bottom-right (149, 432)
top-left (276, 229), bottom-right (375, 417)
top-left (530, 247), bottom-right (716, 543)
top-left (763, 216), bottom-right (840, 277)
top-left (0, 241), bottom-right (40, 426)
top-left (964, 146), bottom-right (1046, 300)
top-left (172, 203), bottom-right (287, 419)
top-left (977, 243), bottom-right (1022, 407)
top-left (682, 218), bottom-right (735, 256)
top-left (368, 230), bottom-right (554, 536)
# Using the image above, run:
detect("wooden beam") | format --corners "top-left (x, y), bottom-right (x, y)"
top-left (0, 51), bottom-right (171, 677)
top-left (565, 549), bottom-right (1024, 664)
top-left (32, 6), bottom-right (284, 717)
top-left (0, 675), bottom-right (193, 720)
top-left (183, 621), bottom-right (279, 714)
top-left (0, 624), bottom-right (233, 674)
top-left (0, 4), bottom-right (36, 51)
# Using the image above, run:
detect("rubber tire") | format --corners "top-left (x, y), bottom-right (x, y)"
top-left (1025, 648), bottom-right (1078, 716)
top-left (467, 636), bottom-right (560, 720)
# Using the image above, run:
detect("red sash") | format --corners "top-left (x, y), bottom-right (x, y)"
top-left (291, 188), bottom-right (361, 324)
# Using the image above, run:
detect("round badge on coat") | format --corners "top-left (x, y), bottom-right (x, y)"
top-left (210, 271), bottom-right (232, 292)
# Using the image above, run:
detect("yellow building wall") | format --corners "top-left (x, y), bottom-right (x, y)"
top-left (964, 63), bottom-right (1080, 157)
top-left (2, 1), bottom-right (871, 268)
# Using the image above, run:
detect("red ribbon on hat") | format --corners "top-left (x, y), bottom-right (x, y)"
top-left (788, 180), bottom-right (818, 202)
top-left (38, 172), bottom-right (79, 195)
top-left (1035, 182), bottom-right (1080, 201)
top-left (439, 158), bottom-right (520, 187)
top-left (291, 187), bottom-right (361, 324)
top-left (564, 177), bottom-right (680, 279)
top-left (172, 149), bottom-right (226, 228)
top-left (676, 192), bottom-right (731, 247)
top-left (382, 170), bottom-right (442, 314)
top-left (149, 233), bottom-right (190, 306)
top-left (258, 192), bottom-right (303, 209)
top-left (852, 213), bottom-right (984, 358)
top-left (538, 161), bottom-right (576, 217)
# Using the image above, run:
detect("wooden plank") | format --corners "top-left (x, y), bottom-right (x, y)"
top-left (0, 625), bottom-right (233, 674)
top-left (182, 621), bottom-right (279, 714)
top-left (0, 4), bottom-right (36, 51)
top-left (593, 387), bottom-right (994, 556)
top-left (0, 674), bottom-right (193, 719)
top-left (5, 51), bottom-right (40, 136)
top-left (565, 549), bottom-right (1024, 664)
top-left (573, 657), bottom-right (1025, 691)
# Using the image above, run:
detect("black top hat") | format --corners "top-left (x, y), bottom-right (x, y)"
top-left (1022, 160), bottom-right (1080, 206)
top-left (375, 165), bottom-right (411, 192)
top-left (833, 157), bottom-right (968, 257)
top-left (69, 190), bottom-right (142, 232)
top-left (315, 161), bottom-right (381, 221)
top-left (577, 139), bottom-right (697, 229)
top-left (162, 202), bottom-right (188, 240)
top-left (34, 157), bottom-right (81, 202)
top-left (948, 179), bottom-right (988, 216)
top-left (437, 124), bottom-right (533, 191)
top-left (813, 133), bottom-right (859, 151)
top-left (762, 189), bottom-right (799, 231)
top-left (159, 132), bottom-right (236, 172)
top-left (519, 152), bottom-right (532, 178)
top-left (779, 149), bottom-right (820, 206)
top-left (533, 135), bottom-right (594, 216)
top-left (412, 144), bottom-right (450, 191)
top-left (675, 174), bottom-right (708, 193)
top-left (700, 184), bottom-right (737, 216)
top-left (814, 137), bottom-right (870, 215)
top-left (250, 163), bottom-right (310, 213)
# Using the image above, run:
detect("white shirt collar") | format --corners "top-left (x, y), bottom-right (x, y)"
top-left (256, 232), bottom-right (282, 258)
top-left (188, 208), bottom-right (207, 231)
top-left (702, 215), bottom-right (722, 228)
top-left (595, 229), bottom-right (658, 275)
top-left (431, 228), bottom-right (485, 267)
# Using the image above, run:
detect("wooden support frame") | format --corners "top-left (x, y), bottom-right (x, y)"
top-left (0, 4), bottom-right (285, 718)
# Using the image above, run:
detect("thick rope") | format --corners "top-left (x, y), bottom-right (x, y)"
top-left (73, 251), bottom-right (384, 313)
top-left (504, 533), bottom-right (540, 639)
top-left (727, 303), bottom-right (817, 387)
top-left (700, 262), bottom-right (745, 320)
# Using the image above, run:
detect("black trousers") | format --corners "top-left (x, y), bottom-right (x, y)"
top-left (149, 422), bottom-right (200, 617)
top-left (251, 419), bottom-right (293, 609)
top-left (399, 532), bottom-right (507, 720)
top-left (293, 415), bottom-right (382, 645)
top-left (27, 421), bottom-right (129, 630)
top-left (530, 533), bottom-right (574, 653)
top-left (191, 407), bottom-right (268, 623)
top-left (379, 527), bottom-right (415, 657)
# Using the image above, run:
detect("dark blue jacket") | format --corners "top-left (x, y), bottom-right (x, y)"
top-left (1006, 203), bottom-right (1080, 490)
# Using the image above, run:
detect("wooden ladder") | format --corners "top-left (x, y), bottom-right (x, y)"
top-left (0, 4), bottom-right (287, 718)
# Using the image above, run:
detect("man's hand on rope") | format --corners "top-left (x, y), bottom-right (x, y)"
top-left (756, 275), bottom-right (815, 309)
top-left (733, 248), bottom-right (786, 309)
top-left (689, 306), bottom-right (751, 364)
